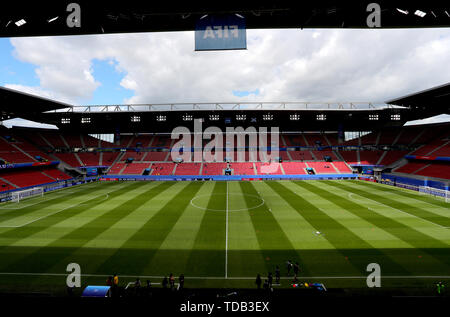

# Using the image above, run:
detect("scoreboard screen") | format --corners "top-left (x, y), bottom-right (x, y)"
top-left (86, 167), bottom-right (98, 176)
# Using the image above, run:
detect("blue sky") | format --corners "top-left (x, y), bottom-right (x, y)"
top-left (1, 29), bottom-right (450, 128)
top-left (0, 39), bottom-right (39, 87)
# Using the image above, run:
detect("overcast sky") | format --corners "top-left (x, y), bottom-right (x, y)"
top-left (1, 28), bottom-right (450, 128)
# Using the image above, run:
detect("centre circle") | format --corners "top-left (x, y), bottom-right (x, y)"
top-left (190, 193), bottom-right (265, 212)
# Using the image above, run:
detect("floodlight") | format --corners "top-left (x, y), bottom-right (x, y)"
top-left (47, 16), bottom-right (59, 23)
top-left (15, 19), bottom-right (26, 27)
top-left (396, 8), bottom-right (409, 15)
top-left (415, 10), bottom-right (426, 18)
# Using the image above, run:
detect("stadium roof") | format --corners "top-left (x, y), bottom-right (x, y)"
top-left (1, 1), bottom-right (450, 38)
top-left (0, 86), bottom-right (71, 121)
top-left (387, 82), bottom-right (450, 115)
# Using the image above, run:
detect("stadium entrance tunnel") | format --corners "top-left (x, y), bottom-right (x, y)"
top-left (190, 193), bottom-right (265, 212)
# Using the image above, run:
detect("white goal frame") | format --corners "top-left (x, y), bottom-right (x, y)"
top-left (419, 186), bottom-right (450, 203)
top-left (11, 187), bottom-right (44, 203)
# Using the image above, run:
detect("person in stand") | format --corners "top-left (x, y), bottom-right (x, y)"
top-left (179, 274), bottom-right (185, 290)
top-left (113, 274), bottom-right (119, 287)
top-left (267, 272), bottom-right (273, 288)
top-left (169, 273), bottom-right (175, 290)
top-left (106, 276), bottom-right (113, 287)
top-left (255, 274), bottom-right (262, 289)
top-left (286, 260), bottom-right (293, 276)
top-left (293, 262), bottom-right (299, 276)
top-left (162, 276), bottom-right (168, 289)
top-left (275, 266), bottom-right (280, 284)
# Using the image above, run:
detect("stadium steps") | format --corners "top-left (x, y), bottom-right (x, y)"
top-left (330, 163), bottom-right (340, 173)
top-left (198, 162), bottom-right (204, 175)
top-left (323, 134), bottom-right (332, 146)
top-left (281, 135), bottom-right (288, 146)
top-left (356, 149), bottom-right (361, 164)
top-left (426, 140), bottom-right (450, 156)
top-left (9, 142), bottom-right (37, 162)
top-left (0, 177), bottom-right (19, 189)
top-left (80, 135), bottom-right (86, 148)
top-left (73, 153), bottom-right (83, 166)
top-left (252, 162), bottom-right (257, 174)
top-left (39, 132), bottom-right (55, 149)
top-left (99, 152), bottom-right (103, 165)
top-left (409, 129), bottom-right (426, 146)
top-left (376, 151), bottom-right (387, 165)
top-left (171, 163), bottom-right (177, 175)
top-left (374, 131), bottom-right (381, 145)
top-left (302, 134), bottom-right (310, 146)
top-left (60, 135), bottom-right (71, 148)
top-left (392, 130), bottom-right (403, 146)
top-left (163, 151), bottom-right (171, 162)
top-left (106, 152), bottom-right (125, 173)
top-left (41, 171), bottom-right (56, 181)
top-left (279, 163), bottom-right (286, 175)
top-left (310, 151), bottom-right (317, 160)
top-left (286, 151), bottom-right (293, 161)
top-left (333, 150), bottom-right (345, 161)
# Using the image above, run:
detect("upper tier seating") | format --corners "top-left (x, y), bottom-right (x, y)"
top-left (78, 152), bottom-right (100, 166)
top-left (359, 151), bottom-right (384, 165)
top-left (289, 151), bottom-right (314, 161)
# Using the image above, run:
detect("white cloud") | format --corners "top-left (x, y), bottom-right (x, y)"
top-left (3, 28), bottom-right (450, 126)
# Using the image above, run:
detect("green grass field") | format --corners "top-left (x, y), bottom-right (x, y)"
top-left (0, 180), bottom-right (449, 295)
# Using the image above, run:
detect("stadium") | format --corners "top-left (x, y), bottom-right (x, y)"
top-left (0, 0), bottom-right (449, 307)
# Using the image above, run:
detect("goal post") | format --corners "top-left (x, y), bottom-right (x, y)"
top-left (10, 187), bottom-right (44, 203)
top-left (419, 186), bottom-right (450, 202)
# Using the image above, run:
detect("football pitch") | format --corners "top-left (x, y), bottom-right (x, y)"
top-left (0, 180), bottom-right (449, 295)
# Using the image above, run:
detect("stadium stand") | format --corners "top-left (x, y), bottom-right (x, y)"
top-left (359, 150), bottom-right (384, 165)
top-left (108, 163), bottom-right (126, 175)
top-left (332, 161), bottom-right (352, 173)
top-left (229, 162), bottom-right (255, 175)
top-left (281, 162), bottom-right (307, 174)
top-left (151, 163), bottom-right (175, 175)
top-left (289, 151), bottom-right (314, 161)
top-left (202, 162), bottom-right (227, 175)
top-left (174, 163), bottom-right (201, 175)
top-left (43, 168), bottom-right (72, 180)
top-left (121, 163), bottom-right (151, 175)
top-left (1, 170), bottom-right (55, 188)
top-left (307, 162), bottom-right (337, 174)
top-left (77, 152), bottom-right (100, 166)
top-left (255, 162), bottom-right (283, 174)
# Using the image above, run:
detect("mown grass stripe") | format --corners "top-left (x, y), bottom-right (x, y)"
top-left (324, 181), bottom-right (450, 268)
top-left (0, 182), bottom-right (123, 244)
top-left (0, 182), bottom-right (117, 224)
top-left (352, 180), bottom-right (449, 209)
top-left (94, 181), bottom-right (203, 276)
top-left (293, 181), bottom-right (418, 276)
top-left (0, 181), bottom-right (150, 273)
top-left (267, 181), bottom-right (381, 276)
top-left (239, 181), bottom-right (308, 276)
top-left (184, 182), bottom-right (227, 277)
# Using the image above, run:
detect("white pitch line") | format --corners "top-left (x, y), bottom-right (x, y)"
top-left (0, 192), bottom-right (111, 228)
top-left (225, 181), bottom-right (229, 279)
top-left (347, 193), bottom-right (448, 229)
top-left (0, 272), bottom-right (449, 280)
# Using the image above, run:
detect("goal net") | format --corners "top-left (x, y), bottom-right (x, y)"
top-left (11, 187), bottom-right (44, 203)
top-left (419, 186), bottom-right (450, 203)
